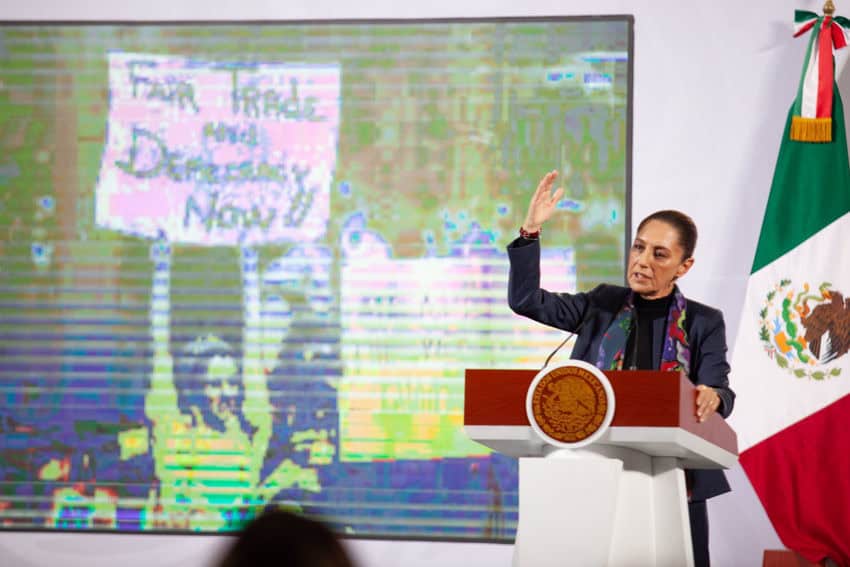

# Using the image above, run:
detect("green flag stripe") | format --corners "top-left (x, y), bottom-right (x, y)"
top-left (795, 10), bottom-right (818, 25)
top-left (752, 86), bottom-right (850, 273)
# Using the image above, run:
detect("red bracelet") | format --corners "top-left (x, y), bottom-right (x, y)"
top-left (519, 226), bottom-right (541, 240)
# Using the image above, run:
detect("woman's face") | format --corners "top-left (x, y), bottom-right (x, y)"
top-left (627, 219), bottom-right (694, 299)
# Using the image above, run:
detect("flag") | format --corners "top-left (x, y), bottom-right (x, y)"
top-left (730, 10), bottom-right (850, 565)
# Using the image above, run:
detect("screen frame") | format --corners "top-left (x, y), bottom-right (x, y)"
top-left (0, 13), bottom-right (634, 542)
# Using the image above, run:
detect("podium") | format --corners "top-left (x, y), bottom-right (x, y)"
top-left (464, 368), bottom-right (738, 567)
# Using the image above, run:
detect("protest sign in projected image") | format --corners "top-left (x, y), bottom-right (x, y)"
top-left (95, 52), bottom-right (340, 246)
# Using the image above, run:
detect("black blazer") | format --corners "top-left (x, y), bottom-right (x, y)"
top-left (507, 237), bottom-right (735, 501)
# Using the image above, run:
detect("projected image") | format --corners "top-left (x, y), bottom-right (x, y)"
top-left (0, 19), bottom-right (630, 540)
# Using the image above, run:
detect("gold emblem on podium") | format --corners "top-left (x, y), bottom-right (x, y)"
top-left (526, 361), bottom-right (615, 448)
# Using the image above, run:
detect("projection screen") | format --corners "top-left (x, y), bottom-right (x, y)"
top-left (0, 16), bottom-right (632, 540)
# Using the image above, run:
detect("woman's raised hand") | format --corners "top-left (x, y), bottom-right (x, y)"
top-left (522, 170), bottom-right (564, 233)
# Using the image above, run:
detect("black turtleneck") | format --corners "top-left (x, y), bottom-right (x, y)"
top-left (623, 293), bottom-right (673, 370)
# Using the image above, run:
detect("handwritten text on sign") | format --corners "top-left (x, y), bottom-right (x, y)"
top-left (95, 53), bottom-right (340, 245)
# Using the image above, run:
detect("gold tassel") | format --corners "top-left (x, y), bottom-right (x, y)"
top-left (790, 116), bottom-right (832, 142)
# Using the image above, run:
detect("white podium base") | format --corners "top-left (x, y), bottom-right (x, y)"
top-left (512, 446), bottom-right (693, 567)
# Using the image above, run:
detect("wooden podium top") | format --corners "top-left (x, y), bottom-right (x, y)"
top-left (464, 368), bottom-right (738, 468)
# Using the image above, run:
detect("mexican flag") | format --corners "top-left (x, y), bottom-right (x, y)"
top-left (730, 11), bottom-right (850, 565)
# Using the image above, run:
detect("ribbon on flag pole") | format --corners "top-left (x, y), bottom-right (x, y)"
top-left (790, 9), bottom-right (850, 142)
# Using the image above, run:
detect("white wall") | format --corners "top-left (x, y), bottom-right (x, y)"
top-left (3, 0), bottom-right (842, 564)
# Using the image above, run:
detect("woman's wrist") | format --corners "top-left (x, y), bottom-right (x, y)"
top-left (519, 225), bottom-right (541, 240)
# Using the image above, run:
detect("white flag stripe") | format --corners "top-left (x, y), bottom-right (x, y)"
top-left (729, 212), bottom-right (850, 451)
top-left (801, 42), bottom-right (821, 119)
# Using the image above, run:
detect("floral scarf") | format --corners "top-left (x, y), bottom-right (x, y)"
top-left (595, 286), bottom-right (690, 374)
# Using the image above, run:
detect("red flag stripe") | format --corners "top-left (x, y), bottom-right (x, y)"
top-left (740, 393), bottom-right (850, 565)
top-left (832, 21), bottom-right (848, 50)
top-left (794, 19), bottom-right (818, 38)
top-left (817, 17), bottom-right (835, 118)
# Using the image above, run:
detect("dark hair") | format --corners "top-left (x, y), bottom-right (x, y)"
top-left (637, 210), bottom-right (698, 260)
top-left (218, 509), bottom-right (356, 567)
top-left (173, 335), bottom-right (254, 435)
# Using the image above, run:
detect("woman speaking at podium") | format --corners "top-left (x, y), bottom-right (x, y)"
top-left (507, 170), bottom-right (735, 567)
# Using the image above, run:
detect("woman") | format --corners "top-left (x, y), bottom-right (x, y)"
top-left (143, 243), bottom-right (321, 531)
top-left (507, 170), bottom-right (735, 566)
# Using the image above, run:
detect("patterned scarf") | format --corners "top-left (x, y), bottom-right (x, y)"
top-left (595, 286), bottom-right (691, 374)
